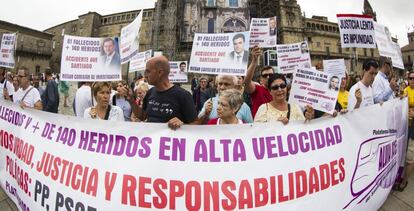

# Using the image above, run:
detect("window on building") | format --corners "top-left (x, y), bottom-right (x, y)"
top-left (307, 23), bottom-right (311, 28)
top-left (326, 47), bottom-right (330, 55)
top-left (229, 0), bottom-right (238, 7)
top-left (161, 1), bottom-right (167, 10)
top-left (117, 16), bottom-right (121, 21)
top-left (127, 14), bottom-right (131, 20)
top-left (122, 15), bottom-right (126, 20)
top-left (61, 28), bottom-right (65, 36)
top-left (364, 49), bottom-right (367, 56)
top-left (143, 12), bottom-right (147, 17)
top-left (307, 37), bottom-right (312, 42)
top-left (147, 11), bottom-right (153, 17)
top-left (208, 19), bottom-right (214, 33)
top-left (103, 18), bottom-right (107, 24)
top-left (35, 66), bottom-right (40, 73)
top-left (370, 49), bottom-right (374, 57)
top-left (316, 42), bottom-right (321, 47)
top-left (316, 24), bottom-right (320, 30)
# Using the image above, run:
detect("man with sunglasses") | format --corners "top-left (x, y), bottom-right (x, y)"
top-left (348, 59), bottom-right (378, 111)
top-left (244, 46), bottom-right (273, 117)
top-left (372, 57), bottom-right (397, 103)
top-left (13, 67), bottom-right (42, 110)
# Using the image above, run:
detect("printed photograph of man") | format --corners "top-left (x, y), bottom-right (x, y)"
top-left (300, 42), bottom-right (309, 54)
top-left (101, 37), bottom-right (121, 70)
top-left (329, 76), bottom-right (340, 91)
top-left (229, 33), bottom-right (249, 66)
top-left (269, 17), bottom-right (277, 36)
top-left (179, 62), bottom-right (187, 73)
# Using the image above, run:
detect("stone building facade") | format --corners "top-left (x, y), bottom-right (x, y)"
top-left (0, 20), bottom-right (53, 75)
top-left (44, 9), bottom-right (154, 73)
top-left (152, 0), bottom-right (386, 75)
top-left (401, 32), bottom-right (414, 71)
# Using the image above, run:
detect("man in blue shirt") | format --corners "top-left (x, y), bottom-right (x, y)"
top-left (198, 75), bottom-right (253, 123)
top-left (372, 57), bottom-right (397, 103)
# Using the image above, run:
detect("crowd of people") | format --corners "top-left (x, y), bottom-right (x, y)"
top-left (1, 46), bottom-right (413, 192)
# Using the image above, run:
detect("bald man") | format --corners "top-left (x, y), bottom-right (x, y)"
top-left (133, 56), bottom-right (197, 129)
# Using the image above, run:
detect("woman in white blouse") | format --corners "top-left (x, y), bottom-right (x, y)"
top-left (84, 82), bottom-right (124, 121)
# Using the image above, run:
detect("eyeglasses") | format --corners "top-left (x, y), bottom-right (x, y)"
top-left (409, 77), bottom-right (414, 80)
top-left (261, 73), bottom-right (273, 78)
top-left (270, 83), bottom-right (287, 90)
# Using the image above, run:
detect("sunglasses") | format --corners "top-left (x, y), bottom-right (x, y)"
top-left (261, 73), bottom-right (273, 78)
top-left (409, 77), bottom-right (414, 80)
top-left (270, 83), bottom-right (287, 90)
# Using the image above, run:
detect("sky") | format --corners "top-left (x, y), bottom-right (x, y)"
top-left (0, 0), bottom-right (412, 46)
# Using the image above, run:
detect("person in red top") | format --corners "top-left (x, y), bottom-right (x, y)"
top-left (207, 89), bottom-right (244, 125)
top-left (244, 46), bottom-right (273, 118)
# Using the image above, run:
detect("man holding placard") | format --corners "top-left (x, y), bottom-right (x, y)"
top-left (372, 57), bottom-right (397, 103)
top-left (348, 59), bottom-right (378, 111)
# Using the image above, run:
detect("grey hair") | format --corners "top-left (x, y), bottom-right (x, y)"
top-left (216, 75), bottom-right (238, 86)
top-left (219, 89), bottom-right (244, 112)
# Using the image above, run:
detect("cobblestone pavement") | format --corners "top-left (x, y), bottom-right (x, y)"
top-left (1, 82), bottom-right (413, 210)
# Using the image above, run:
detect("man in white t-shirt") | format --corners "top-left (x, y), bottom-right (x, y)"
top-left (13, 67), bottom-right (42, 110)
top-left (348, 59), bottom-right (379, 111)
top-left (74, 82), bottom-right (93, 117)
top-left (0, 68), bottom-right (14, 101)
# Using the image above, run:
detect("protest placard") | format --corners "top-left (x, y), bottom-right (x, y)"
top-left (289, 67), bottom-right (340, 114)
top-left (169, 61), bottom-right (188, 83)
top-left (391, 42), bottom-right (405, 69)
top-left (277, 41), bottom-right (311, 74)
top-left (323, 59), bottom-right (347, 77)
top-left (374, 22), bottom-right (395, 58)
top-left (189, 32), bottom-right (250, 76)
top-left (60, 35), bottom-right (121, 81)
top-left (120, 10), bottom-right (143, 64)
top-left (337, 14), bottom-right (376, 48)
top-left (0, 33), bottom-right (16, 68)
top-left (129, 49), bottom-right (152, 72)
top-left (249, 17), bottom-right (277, 48)
top-left (0, 98), bottom-right (407, 210)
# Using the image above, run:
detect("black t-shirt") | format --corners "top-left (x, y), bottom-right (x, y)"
top-left (143, 85), bottom-right (197, 123)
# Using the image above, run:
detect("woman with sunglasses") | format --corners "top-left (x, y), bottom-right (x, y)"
top-left (84, 82), bottom-right (124, 121)
top-left (254, 74), bottom-right (314, 124)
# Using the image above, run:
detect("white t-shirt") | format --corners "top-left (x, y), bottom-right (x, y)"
top-left (348, 81), bottom-right (374, 111)
top-left (75, 85), bottom-right (93, 117)
top-left (0, 79), bottom-right (14, 100)
top-left (13, 86), bottom-right (41, 108)
top-left (83, 105), bottom-right (124, 121)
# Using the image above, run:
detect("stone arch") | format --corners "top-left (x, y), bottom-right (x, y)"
top-left (221, 17), bottom-right (247, 32)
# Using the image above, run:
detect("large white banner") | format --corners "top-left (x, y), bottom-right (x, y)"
top-left (169, 61), bottom-right (188, 83)
top-left (249, 17), bottom-right (277, 48)
top-left (277, 41), bottom-right (311, 74)
top-left (289, 68), bottom-right (339, 114)
top-left (0, 33), bottom-right (16, 68)
top-left (120, 10), bottom-right (143, 64)
top-left (60, 35), bottom-right (121, 81)
top-left (189, 32), bottom-right (250, 76)
top-left (0, 98), bottom-right (407, 210)
top-left (129, 50), bottom-right (152, 72)
top-left (337, 14), bottom-right (376, 48)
